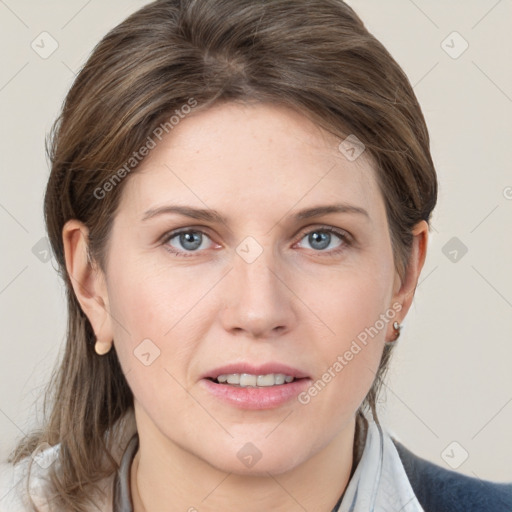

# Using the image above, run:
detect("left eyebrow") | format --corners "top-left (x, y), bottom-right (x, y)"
top-left (292, 203), bottom-right (369, 221)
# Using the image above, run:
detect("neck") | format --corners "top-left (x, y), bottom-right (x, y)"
top-left (130, 411), bottom-right (356, 512)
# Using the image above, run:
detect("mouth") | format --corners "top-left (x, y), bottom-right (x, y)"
top-left (200, 363), bottom-right (311, 409)
top-left (208, 372), bottom-right (300, 387)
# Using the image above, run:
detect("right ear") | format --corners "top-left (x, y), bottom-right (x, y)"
top-left (62, 219), bottom-right (114, 345)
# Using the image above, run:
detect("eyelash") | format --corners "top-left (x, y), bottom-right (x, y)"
top-left (161, 226), bottom-right (352, 258)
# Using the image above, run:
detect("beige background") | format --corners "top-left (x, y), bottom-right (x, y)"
top-left (0, 0), bottom-right (511, 482)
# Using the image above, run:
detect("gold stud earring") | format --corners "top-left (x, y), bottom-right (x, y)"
top-left (94, 339), bottom-right (113, 355)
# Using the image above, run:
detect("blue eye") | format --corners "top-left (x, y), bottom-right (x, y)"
top-left (296, 227), bottom-right (349, 253)
top-left (164, 230), bottom-right (214, 256)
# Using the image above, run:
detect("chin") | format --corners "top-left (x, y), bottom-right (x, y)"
top-left (212, 454), bottom-right (304, 477)
top-left (200, 436), bottom-right (311, 476)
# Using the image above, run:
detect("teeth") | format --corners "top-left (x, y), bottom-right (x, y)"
top-left (215, 373), bottom-right (296, 387)
top-left (226, 374), bottom-right (240, 384)
top-left (274, 374), bottom-right (285, 385)
top-left (240, 374), bottom-right (257, 387)
top-left (257, 374), bottom-right (275, 386)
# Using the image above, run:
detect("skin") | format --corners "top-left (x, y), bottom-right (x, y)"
top-left (63, 102), bottom-right (428, 512)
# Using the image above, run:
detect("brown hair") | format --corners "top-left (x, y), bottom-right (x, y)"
top-left (9, 0), bottom-right (437, 510)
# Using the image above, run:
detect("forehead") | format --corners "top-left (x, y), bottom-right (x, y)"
top-left (119, 102), bottom-right (384, 222)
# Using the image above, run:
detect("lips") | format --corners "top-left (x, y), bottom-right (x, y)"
top-left (199, 362), bottom-right (311, 409)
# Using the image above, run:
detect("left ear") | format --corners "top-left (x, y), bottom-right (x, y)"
top-left (388, 220), bottom-right (429, 336)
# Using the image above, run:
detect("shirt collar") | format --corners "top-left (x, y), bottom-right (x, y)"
top-left (113, 432), bottom-right (138, 511)
top-left (336, 418), bottom-right (425, 511)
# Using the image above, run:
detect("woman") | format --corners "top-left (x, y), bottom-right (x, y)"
top-left (1, 0), bottom-right (511, 511)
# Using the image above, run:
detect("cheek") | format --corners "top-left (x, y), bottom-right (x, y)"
top-left (107, 254), bottom-right (211, 341)
top-left (299, 258), bottom-right (394, 404)
top-left (304, 257), bottom-right (393, 345)
top-left (105, 258), bottom-right (213, 394)
top-left (105, 264), bottom-right (199, 425)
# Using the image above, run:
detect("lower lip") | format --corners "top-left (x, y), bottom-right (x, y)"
top-left (200, 378), bottom-right (312, 410)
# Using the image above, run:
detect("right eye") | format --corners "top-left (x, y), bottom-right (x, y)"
top-left (162, 229), bottom-right (216, 257)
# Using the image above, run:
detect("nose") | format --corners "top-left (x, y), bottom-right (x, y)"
top-left (219, 247), bottom-right (296, 339)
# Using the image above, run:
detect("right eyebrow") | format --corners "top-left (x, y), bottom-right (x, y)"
top-left (141, 205), bottom-right (228, 224)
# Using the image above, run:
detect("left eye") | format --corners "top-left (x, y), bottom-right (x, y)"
top-left (295, 228), bottom-right (347, 252)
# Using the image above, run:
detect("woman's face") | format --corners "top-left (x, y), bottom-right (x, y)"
top-left (101, 102), bottom-right (406, 474)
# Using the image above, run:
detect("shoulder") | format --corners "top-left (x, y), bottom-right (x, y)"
top-left (0, 449), bottom-right (54, 512)
top-left (0, 444), bottom-right (114, 512)
top-left (391, 438), bottom-right (512, 512)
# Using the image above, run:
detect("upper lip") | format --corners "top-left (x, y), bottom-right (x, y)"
top-left (202, 363), bottom-right (310, 380)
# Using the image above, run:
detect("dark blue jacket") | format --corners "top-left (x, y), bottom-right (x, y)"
top-left (393, 439), bottom-right (512, 511)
